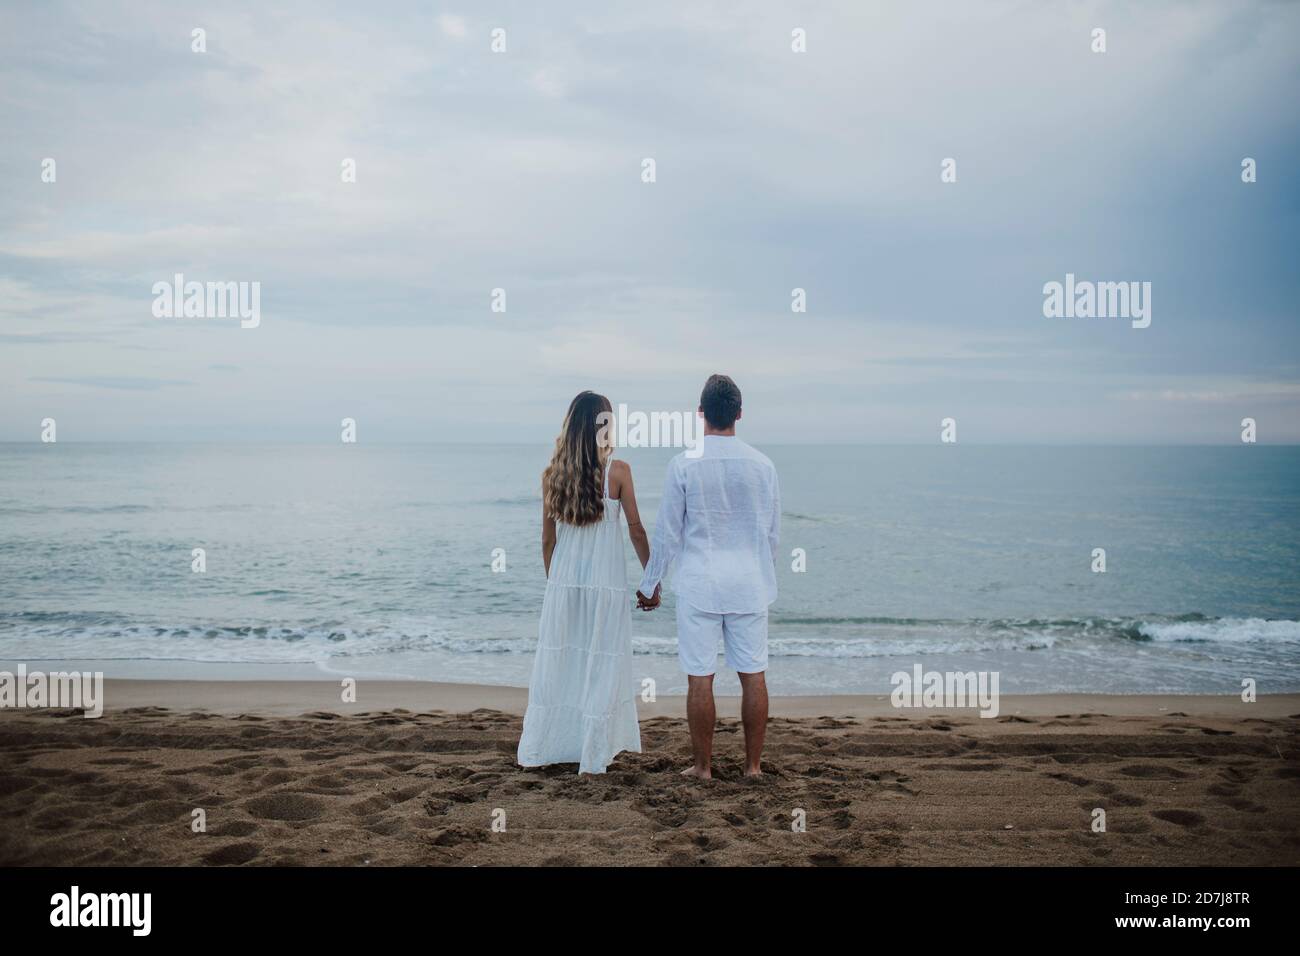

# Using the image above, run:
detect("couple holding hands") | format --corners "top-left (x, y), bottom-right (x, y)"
top-left (517, 374), bottom-right (781, 778)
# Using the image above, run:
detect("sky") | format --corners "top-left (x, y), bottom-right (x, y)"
top-left (1, 0), bottom-right (1298, 444)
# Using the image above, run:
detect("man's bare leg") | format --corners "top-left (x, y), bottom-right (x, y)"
top-left (738, 670), bottom-right (768, 776)
top-left (682, 673), bottom-right (715, 778)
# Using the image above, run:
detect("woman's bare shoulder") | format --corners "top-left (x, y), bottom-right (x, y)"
top-left (609, 458), bottom-right (632, 495)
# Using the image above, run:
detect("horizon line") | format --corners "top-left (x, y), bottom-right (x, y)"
top-left (2, 440), bottom-right (1296, 448)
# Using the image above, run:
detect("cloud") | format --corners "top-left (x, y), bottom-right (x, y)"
top-left (29, 376), bottom-right (195, 391)
top-left (438, 15), bottom-right (467, 40)
top-left (0, 0), bottom-right (1296, 442)
top-left (1116, 383), bottom-right (1300, 403)
top-left (529, 68), bottom-right (566, 98)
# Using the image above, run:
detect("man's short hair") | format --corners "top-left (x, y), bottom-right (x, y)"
top-left (700, 374), bottom-right (742, 429)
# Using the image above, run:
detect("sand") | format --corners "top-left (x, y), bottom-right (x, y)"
top-left (1, 681), bottom-right (1297, 866)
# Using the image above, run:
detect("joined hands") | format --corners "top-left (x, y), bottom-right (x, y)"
top-left (635, 584), bottom-right (661, 611)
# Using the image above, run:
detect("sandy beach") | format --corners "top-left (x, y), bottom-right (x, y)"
top-left (0, 681), bottom-right (1297, 866)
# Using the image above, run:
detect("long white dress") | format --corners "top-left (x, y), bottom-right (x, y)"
top-left (517, 461), bottom-right (642, 774)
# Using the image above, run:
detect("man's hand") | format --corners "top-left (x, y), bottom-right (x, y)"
top-left (635, 584), bottom-right (661, 611)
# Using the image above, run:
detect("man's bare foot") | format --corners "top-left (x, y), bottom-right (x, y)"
top-left (681, 765), bottom-right (712, 780)
top-left (744, 767), bottom-right (762, 778)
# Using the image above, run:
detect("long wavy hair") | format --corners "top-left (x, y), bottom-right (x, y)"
top-left (542, 391), bottom-right (613, 527)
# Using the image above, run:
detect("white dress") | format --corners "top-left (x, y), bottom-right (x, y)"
top-left (517, 461), bottom-right (642, 774)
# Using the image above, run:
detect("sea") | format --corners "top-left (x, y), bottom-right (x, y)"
top-left (1, 443), bottom-right (1297, 696)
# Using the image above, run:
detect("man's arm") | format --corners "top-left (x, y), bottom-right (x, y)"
top-left (638, 459), bottom-right (686, 600)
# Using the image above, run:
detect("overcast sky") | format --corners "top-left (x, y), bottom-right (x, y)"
top-left (2, 0), bottom-right (1297, 443)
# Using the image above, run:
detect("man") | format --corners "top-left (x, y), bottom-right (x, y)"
top-left (637, 374), bottom-right (781, 778)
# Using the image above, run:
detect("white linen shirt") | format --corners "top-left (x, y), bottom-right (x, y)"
top-left (638, 435), bottom-right (780, 614)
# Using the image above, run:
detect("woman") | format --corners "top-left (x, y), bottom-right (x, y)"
top-left (517, 391), bottom-right (649, 774)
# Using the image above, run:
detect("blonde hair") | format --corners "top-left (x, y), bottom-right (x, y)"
top-left (542, 391), bottom-right (613, 527)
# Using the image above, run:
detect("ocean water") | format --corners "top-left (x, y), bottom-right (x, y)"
top-left (1, 443), bottom-right (1297, 696)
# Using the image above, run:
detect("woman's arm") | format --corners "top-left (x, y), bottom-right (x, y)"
top-left (541, 497), bottom-right (557, 577)
top-left (611, 461), bottom-right (651, 569)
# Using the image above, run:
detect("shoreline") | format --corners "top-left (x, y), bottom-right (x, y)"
top-left (42, 678), bottom-right (1300, 719)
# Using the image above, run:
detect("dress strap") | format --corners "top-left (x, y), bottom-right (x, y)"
top-left (603, 455), bottom-right (613, 499)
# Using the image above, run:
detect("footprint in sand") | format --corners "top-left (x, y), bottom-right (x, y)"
top-left (334, 766), bottom-right (392, 781)
top-left (0, 776), bottom-right (35, 797)
top-left (1222, 798), bottom-right (1267, 814)
top-left (124, 800), bottom-right (190, 825)
top-left (799, 763), bottom-right (849, 781)
top-left (301, 751), bottom-right (339, 763)
top-left (420, 796), bottom-right (453, 819)
top-left (363, 818), bottom-right (409, 836)
top-left (214, 820), bottom-right (260, 837)
top-left (1050, 753), bottom-right (1118, 765)
top-left (1207, 783), bottom-right (1240, 797)
top-left (1150, 808), bottom-right (1205, 827)
top-left (688, 830), bottom-right (729, 850)
top-left (214, 755), bottom-right (261, 769)
top-left (865, 769), bottom-right (912, 785)
top-left (826, 808), bottom-right (855, 829)
top-left (1118, 764), bottom-right (1190, 779)
top-left (244, 793), bottom-right (326, 821)
top-left (635, 789), bottom-right (693, 828)
top-left (428, 824), bottom-right (487, 848)
top-left (243, 769), bottom-right (298, 787)
top-left (1109, 792), bottom-right (1147, 807)
top-left (661, 849), bottom-right (701, 867)
top-left (1046, 771), bottom-right (1091, 788)
top-left (1079, 793), bottom-right (1145, 809)
top-left (202, 842), bottom-right (261, 865)
top-left (349, 785), bottom-right (424, 816)
top-left (933, 761), bottom-right (1006, 773)
top-left (807, 787), bottom-right (852, 809)
top-left (813, 717), bottom-right (855, 729)
top-left (31, 805), bottom-right (86, 831)
top-left (194, 763), bottom-right (241, 777)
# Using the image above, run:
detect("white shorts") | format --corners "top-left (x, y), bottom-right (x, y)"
top-left (676, 601), bottom-right (769, 676)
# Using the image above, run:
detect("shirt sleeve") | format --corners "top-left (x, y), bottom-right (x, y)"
top-left (768, 466), bottom-right (781, 569)
top-left (638, 458), bottom-right (686, 597)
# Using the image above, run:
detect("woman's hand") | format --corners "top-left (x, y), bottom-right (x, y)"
top-left (635, 584), bottom-right (661, 611)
